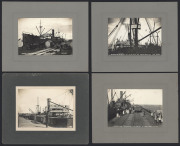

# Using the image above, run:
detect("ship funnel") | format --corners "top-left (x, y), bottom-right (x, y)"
top-left (52, 29), bottom-right (54, 38)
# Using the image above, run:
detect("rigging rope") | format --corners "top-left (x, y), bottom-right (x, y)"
top-left (122, 28), bottom-right (128, 41)
top-left (145, 18), bottom-right (156, 44)
top-left (108, 19), bottom-right (121, 38)
top-left (108, 18), bottom-right (126, 48)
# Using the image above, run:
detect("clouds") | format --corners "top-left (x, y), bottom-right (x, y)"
top-left (18, 18), bottom-right (72, 40)
top-left (16, 86), bottom-right (75, 114)
top-left (108, 89), bottom-right (163, 105)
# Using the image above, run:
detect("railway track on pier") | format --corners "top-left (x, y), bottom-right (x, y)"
top-left (108, 111), bottom-right (158, 127)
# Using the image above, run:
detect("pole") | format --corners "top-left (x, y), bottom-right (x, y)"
top-left (37, 97), bottom-right (39, 114)
top-left (134, 18), bottom-right (138, 48)
top-left (111, 89), bottom-right (113, 102)
top-left (46, 98), bottom-right (51, 128)
top-left (129, 18), bottom-right (132, 47)
top-left (40, 20), bottom-right (41, 36)
top-left (156, 31), bottom-right (160, 46)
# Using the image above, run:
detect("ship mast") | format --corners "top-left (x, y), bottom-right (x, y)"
top-left (36, 20), bottom-right (45, 37)
top-left (129, 18), bottom-right (132, 47)
top-left (39, 20), bottom-right (42, 36)
top-left (134, 18), bottom-right (139, 48)
top-left (36, 97), bottom-right (39, 114)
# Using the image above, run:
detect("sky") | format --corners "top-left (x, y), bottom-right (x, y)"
top-left (16, 86), bottom-right (75, 114)
top-left (18, 18), bottom-right (72, 40)
top-left (108, 18), bottom-right (162, 46)
top-left (107, 89), bottom-right (162, 105)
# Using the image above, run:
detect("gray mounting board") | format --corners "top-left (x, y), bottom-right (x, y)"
top-left (92, 73), bottom-right (178, 143)
top-left (92, 2), bottom-right (178, 72)
top-left (2, 2), bottom-right (88, 72)
top-left (2, 73), bottom-right (89, 144)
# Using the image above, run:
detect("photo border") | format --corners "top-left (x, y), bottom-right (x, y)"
top-left (92, 73), bottom-right (178, 143)
top-left (92, 2), bottom-right (178, 72)
top-left (16, 86), bottom-right (76, 131)
top-left (107, 89), bottom-right (163, 128)
top-left (2, 73), bottom-right (89, 144)
top-left (107, 17), bottom-right (162, 56)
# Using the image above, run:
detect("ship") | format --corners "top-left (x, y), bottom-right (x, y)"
top-left (108, 90), bottom-right (132, 121)
top-left (18, 20), bottom-right (72, 55)
top-left (107, 90), bottom-right (163, 124)
top-left (19, 98), bottom-right (73, 128)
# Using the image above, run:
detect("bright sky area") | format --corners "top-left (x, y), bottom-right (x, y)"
top-left (107, 89), bottom-right (162, 105)
top-left (16, 86), bottom-right (75, 114)
top-left (108, 18), bottom-right (161, 45)
top-left (18, 18), bottom-right (72, 40)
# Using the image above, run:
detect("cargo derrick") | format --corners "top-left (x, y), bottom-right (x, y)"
top-left (108, 18), bottom-right (162, 55)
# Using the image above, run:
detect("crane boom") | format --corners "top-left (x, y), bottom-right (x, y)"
top-left (29, 108), bottom-right (35, 113)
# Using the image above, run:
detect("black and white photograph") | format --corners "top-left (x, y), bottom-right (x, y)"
top-left (18, 18), bottom-right (73, 55)
top-left (108, 18), bottom-right (162, 55)
top-left (16, 86), bottom-right (76, 131)
top-left (108, 89), bottom-right (163, 127)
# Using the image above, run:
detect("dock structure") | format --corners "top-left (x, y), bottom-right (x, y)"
top-left (108, 89), bottom-right (163, 127)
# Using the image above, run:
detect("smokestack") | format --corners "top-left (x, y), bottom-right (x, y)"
top-left (52, 29), bottom-right (54, 38)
